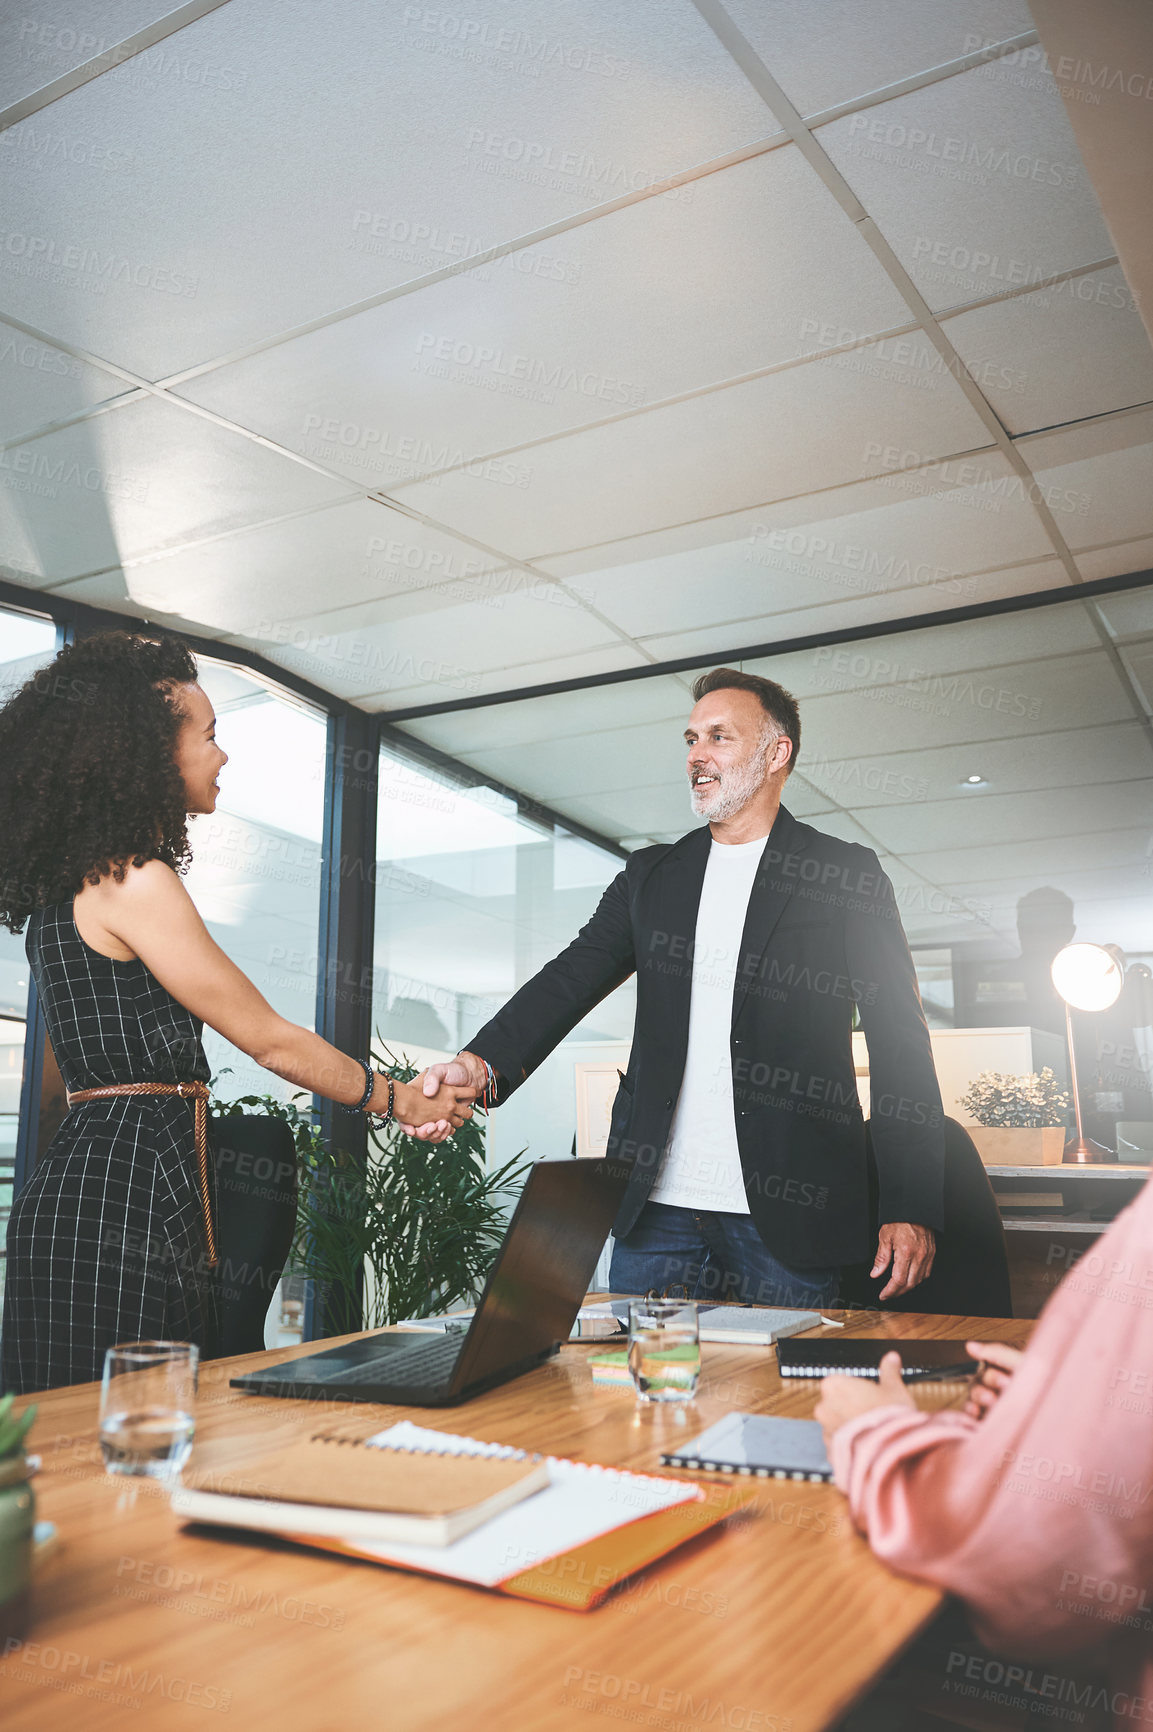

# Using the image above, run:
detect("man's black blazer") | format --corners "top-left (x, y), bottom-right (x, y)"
top-left (468, 804), bottom-right (944, 1268)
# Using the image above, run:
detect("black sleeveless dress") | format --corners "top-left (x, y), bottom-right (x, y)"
top-left (1, 903), bottom-right (218, 1394)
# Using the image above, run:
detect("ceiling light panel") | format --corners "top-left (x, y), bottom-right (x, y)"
top-left (0, 0), bottom-right (773, 378)
top-left (0, 395), bottom-right (350, 582)
top-left (944, 266), bottom-right (1153, 435)
top-left (0, 0), bottom-right (176, 108)
top-left (393, 345), bottom-right (992, 555)
top-left (175, 145), bottom-right (911, 482)
top-left (0, 319), bottom-right (131, 443)
top-left (1021, 407), bottom-right (1153, 550)
top-left (816, 61), bottom-right (1112, 312)
top-left (718, 0), bottom-right (1036, 118)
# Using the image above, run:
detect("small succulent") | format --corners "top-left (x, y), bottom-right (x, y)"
top-left (0, 1393), bottom-right (36, 1459)
top-left (961, 1067), bottom-right (1071, 1128)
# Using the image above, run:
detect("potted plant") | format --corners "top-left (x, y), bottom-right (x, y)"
top-left (0, 1393), bottom-right (36, 1645)
top-left (290, 1046), bottom-right (531, 1337)
top-left (960, 1068), bottom-right (1070, 1166)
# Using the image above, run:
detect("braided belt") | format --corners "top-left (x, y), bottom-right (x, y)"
top-left (66, 1080), bottom-right (217, 1268)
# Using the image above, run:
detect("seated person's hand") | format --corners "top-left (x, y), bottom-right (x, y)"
top-left (394, 1071), bottom-right (476, 1142)
top-left (962, 1340), bottom-right (1024, 1421)
top-left (815, 1350), bottom-right (915, 1449)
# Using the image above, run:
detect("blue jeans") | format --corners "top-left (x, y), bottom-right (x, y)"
top-left (608, 1202), bottom-right (840, 1308)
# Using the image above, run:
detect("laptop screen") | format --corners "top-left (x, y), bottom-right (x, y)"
top-left (453, 1158), bottom-right (630, 1388)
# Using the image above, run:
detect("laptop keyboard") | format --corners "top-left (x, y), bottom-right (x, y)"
top-left (321, 1332), bottom-right (465, 1389)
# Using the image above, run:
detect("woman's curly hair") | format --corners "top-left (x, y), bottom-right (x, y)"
top-left (0, 631), bottom-right (199, 932)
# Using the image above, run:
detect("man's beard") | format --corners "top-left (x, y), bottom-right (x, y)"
top-left (689, 743), bottom-right (771, 821)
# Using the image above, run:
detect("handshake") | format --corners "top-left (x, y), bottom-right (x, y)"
top-left (400, 1050), bottom-right (491, 1144)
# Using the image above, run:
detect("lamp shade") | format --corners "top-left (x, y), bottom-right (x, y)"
top-left (1050, 942), bottom-right (1123, 1013)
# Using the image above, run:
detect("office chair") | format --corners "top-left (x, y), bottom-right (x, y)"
top-left (840, 1116), bottom-right (1013, 1318)
top-left (211, 1114), bottom-right (298, 1355)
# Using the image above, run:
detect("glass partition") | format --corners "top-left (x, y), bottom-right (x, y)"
top-left (188, 658), bottom-right (326, 1104)
top-left (373, 741), bottom-right (634, 1174)
top-left (0, 606), bottom-right (59, 1297)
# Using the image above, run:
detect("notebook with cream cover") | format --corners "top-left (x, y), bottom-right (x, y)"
top-left (176, 1433), bottom-right (549, 1546)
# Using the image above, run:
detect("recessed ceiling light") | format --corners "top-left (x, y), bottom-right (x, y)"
top-left (963, 774), bottom-right (985, 785)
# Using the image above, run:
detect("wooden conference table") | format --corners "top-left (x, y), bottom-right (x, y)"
top-left (2, 1307), bottom-right (1032, 1732)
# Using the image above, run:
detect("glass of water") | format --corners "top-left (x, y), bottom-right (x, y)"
top-left (99, 1341), bottom-right (198, 1479)
top-left (628, 1299), bottom-right (700, 1403)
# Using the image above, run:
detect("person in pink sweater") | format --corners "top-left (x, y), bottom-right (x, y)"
top-left (815, 1175), bottom-right (1153, 1722)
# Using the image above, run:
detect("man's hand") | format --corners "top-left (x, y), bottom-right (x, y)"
top-left (871, 1222), bottom-right (936, 1301)
top-left (396, 1053), bottom-right (489, 1137)
top-left (962, 1340), bottom-right (1024, 1421)
top-left (815, 1350), bottom-right (915, 1446)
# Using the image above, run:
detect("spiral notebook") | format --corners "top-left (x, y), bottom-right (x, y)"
top-left (661, 1413), bottom-right (834, 1482)
top-left (176, 1421), bottom-right (754, 1611)
top-left (776, 1338), bottom-right (977, 1381)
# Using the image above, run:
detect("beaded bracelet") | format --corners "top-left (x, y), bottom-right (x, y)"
top-left (367, 1077), bottom-right (396, 1129)
top-left (338, 1057), bottom-right (375, 1114)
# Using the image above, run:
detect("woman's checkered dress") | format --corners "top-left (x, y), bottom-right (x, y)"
top-left (1, 903), bottom-right (218, 1394)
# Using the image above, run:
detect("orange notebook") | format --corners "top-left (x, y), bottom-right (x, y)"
top-left (182, 1420), bottom-right (752, 1611)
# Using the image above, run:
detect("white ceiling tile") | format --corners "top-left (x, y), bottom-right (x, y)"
top-left (400, 675), bottom-right (691, 757)
top-left (1076, 540), bottom-right (1153, 585)
top-left (0, 397), bottom-right (350, 581)
top-left (393, 348), bottom-right (993, 555)
top-left (809, 722), bottom-right (1152, 807)
top-left (816, 62), bottom-right (1112, 311)
top-left (1094, 585), bottom-right (1153, 640)
top-left (0, 320), bottom-right (129, 441)
top-left (1021, 408), bottom-right (1153, 550)
top-left (0, 1), bottom-right (175, 107)
top-left (903, 825), bottom-right (1146, 883)
top-left (754, 647), bottom-right (1131, 759)
top-left (254, 633), bottom-right (647, 713)
top-left (720, 0), bottom-right (1036, 117)
top-left (857, 781), bottom-right (1145, 854)
top-left (944, 267), bottom-right (1153, 435)
top-left (635, 563), bottom-right (1071, 661)
top-left (0, 0), bottom-right (773, 377)
top-left (175, 146), bottom-right (912, 483)
top-left (553, 450), bottom-right (1058, 644)
top-left (69, 499), bottom-right (502, 639)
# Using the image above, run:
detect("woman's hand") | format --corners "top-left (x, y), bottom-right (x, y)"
top-left (391, 1073), bottom-right (476, 1143)
top-left (962, 1341), bottom-right (1024, 1421)
top-left (814, 1350), bottom-right (915, 1448)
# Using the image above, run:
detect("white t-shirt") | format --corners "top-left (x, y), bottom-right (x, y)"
top-left (650, 834), bottom-right (768, 1213)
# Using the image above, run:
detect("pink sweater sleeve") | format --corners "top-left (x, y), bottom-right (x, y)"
top-left (829, 1183), bottom-right (1153, 1666)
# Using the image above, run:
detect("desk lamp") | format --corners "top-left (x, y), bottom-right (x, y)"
top-left (1050, 942), bottom-right (1123, 1163)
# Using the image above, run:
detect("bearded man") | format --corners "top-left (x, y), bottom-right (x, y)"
top-left (419, 667), bottom-right (944, 1306)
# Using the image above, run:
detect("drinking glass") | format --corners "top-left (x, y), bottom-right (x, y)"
top-left (99, 1342), bottom-right (198, 1479)
top-left (627, 1299), bottom-right (700, 1403)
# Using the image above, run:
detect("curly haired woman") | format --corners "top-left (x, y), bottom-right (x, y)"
top-left (0, 632), bottom-right (475, 1394)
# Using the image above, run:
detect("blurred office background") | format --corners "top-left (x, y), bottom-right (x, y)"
top-left (2, 0), bottom-right (1152, 1319)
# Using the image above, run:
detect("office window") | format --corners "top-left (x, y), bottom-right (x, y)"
top-left (0, 606), bottom-right (59, 1297)
top-left (373, 742), bottom-right (635, 1171)
top-left (187, 659), bottom-right (326, 1104)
